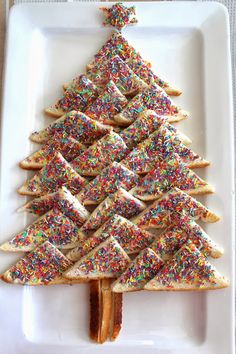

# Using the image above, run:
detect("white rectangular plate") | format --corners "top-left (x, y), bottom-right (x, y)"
top-left (0, 2), bottom-right (234, 354)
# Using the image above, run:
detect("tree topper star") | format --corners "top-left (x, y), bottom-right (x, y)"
top-left (100, 2), bottom-right (138, 31)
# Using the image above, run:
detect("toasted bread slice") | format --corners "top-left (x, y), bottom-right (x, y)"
top-left (64, 237), bottom-right (130, 280)
top-left (20, 133), bottom-right (86, 170)
top-left (18, 186), bottom-right (90, 225)
top-left (119, 109), bottom-right (191, 149)
top-left (131, 153), bottom-right (214, 200)
top-left (80, 188), bottom-right (146, 236)
top-left (30, 111), bottom-right (112, 144)
top-left (77, 162), bottom-right (139, 205)
top-left (70, 132), bottom-right (128, 176)
top-left (150, 213), bottom-right (223, 261)
top-left (132, 187), bottom-right (220, 229)
top-left (18, 152), bottom-right (87, 197)
top-left (84, 81), bottom-right (128, 126)
top-left (86, 55), bottom-right (147, 96)
top-left (0, 241), bottom-right (73, 285)
top-left (45, 74), bottom-right (98, 117)
top-left (144, 241), bottom-right (229, 291)
top-left (110, 291), bottom-right (123, 341)
top-left (114, 84), bottom-right (188, 126)
top-left (112, 248), bottom-right (164, 293)
top-left (66, 214), bottom-right (154, 262)
top-left (121, 124), bottom-right (209, 174)
top-left (0, 208), bottom-right (86, 252)
top-left (100, 3), bottom-right (137, 30)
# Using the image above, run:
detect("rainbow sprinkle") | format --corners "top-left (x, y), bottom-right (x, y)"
top-left (100, 3), bottom-right (137, 30)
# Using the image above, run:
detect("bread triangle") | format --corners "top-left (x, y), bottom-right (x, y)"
top-left (86, 32), bottom-right (181, 96)
top-left (77, 162), bottom-right (139, 205)
top-left (0, 208), bottom-right (85, 252)
top-left (112, 248), bottom-right (164, 292)
top-left (66, 214), bottom-right (154, 262)
top-left (114, 84), bottom-right (188, 126)
top-left (80, 188), bottom-right (146, 236)
top-left (132, 153), bottom-right (214, 200)
top-left (64, 236), bottom-right (130, 280)
top-left (18, 152), bottom-right (86, 196)
top-left (84, 81), bottom-right (128, 125)
top-left (70, 132), bottom-right (128, 176)
top-left (132, 187), bottom-right (220, 229)
top-left (144, 241), bottom-right (229, 291)
top-left (0, 241), bottom-right (73, 285)
top-left (119, 109), bottom-right (192, 149)
top-left (30, 110), bottom-right (112, 144)
top-left (150, 212), bottom-right (223, 261)
top-left (18, 186), bottom-right (90, 225)
top-left (121, 124), bottom-right (209, 174)
top-left (20, 132), bottom-right (86, 170)
top-left (45, 74), bottom-right (98, 117)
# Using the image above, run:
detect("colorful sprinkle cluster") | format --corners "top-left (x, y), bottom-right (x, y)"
top-left (78, 162), bottom-right (139, 204)
top-left (54, 74), bottom-right (99, 113)
top-left (80, 188), bottom-right (146, 235)
top-left (114, 84), bottom-right (179, 124)
top-left (71, 132), bottom-right (129, 176)
top-left (84, 80), bottom-right (128, 125)
top-left (3, 241), bottom-right (72, 285)
top-left (86, 55), bottom-right (147, 95)
top-left (100, 3), bottom-right (137, 30)
top-left (113, 248), bottom-right (164, 291)
top-left (31, 111), bottom-right (111, 145)
top-left (26, 152), bottom-right (86, 195)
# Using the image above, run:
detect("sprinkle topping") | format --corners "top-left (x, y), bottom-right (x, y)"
top-left (100, 3), bottom-right (137, 30)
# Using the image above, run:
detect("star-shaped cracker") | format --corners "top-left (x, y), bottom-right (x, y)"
top-left (100, 3), bottom-right (138, 31)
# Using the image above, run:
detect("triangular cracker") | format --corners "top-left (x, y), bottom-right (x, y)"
top-left (0, 208), bottom-right (85, 252)
top-left (112, 248), bottom-right (164, 292)
top-left (114, 84), bottom-right (188, 126)
top-left (119, 109), bottom-right (192, 149)
top-left (20, 132), bottom-right (86, 170)
top-left (30, 111), bottom-right (111, 144)
top-left (144, 241), bottom-right (229, 291)
top-left (121, 124), bottom-right (209, 174)
top-left (80, 188), bottom-right (146, 236)
top-left (100, 3), bottom-right (138, 30)
top-left (66, 214), bottom-right (154, 262)
top-left (18, 187), bottom-right (90, 225)
top-left (132, 187), bottom-right (220, 229)
top-left (0, 241), bottom-right (73, 285)
top-left (64, 237), bottom-right (130, 280)
top-left (18, 152), bottom-right (86, 196)
top-left (77, 162), bottom-right (139, 205)
top-left (70, 132), bottom-right (128, 176)
top-left (84, 81), bottom-right (128, 125)
top-left (132, 153), bottom-right (214, 200)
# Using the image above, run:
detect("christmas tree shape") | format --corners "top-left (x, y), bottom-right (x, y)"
top-left (112, 248), bottom-right (164, 292)
top-left (18, 186), bottom-right (90, 225)
top-left (131, 153), bottom-right (214, 200)
top-left (119, 109), bottom-right (192, 149)
top-left (77, 162), bottom-right (139, 205)
top-left (150, 212), bottom-right (223, 261)
top-left (0, 241), bottom-right (73, 285)
top-left (84, 80), bottom-right (128, 125)
top-left (100, 3), bottom-right (138, 30)
top-left (0, 208), bottom-right (85, 252)
top-left (121, 124), bottom-right (209, 174)
top-left (66, 214), bottom-right (154, 262)
top-left (132, 187), bottom-right (220, 229)
top-left (30, 110), bottom-right (111, 144)
top-left (18, 152), bottom-right (86, 196)
top-left (144, 241), bottom-right (229, 291)
top-left (64, 237), bottom-right (130, 280)
top-left (70, 132), bottom-right (128, 176)
top-left (20, 132), bottom-right (86, 170)
top-left (86, 32), bottom-right (181, 96)
top-left (80, 188), bottom-right (146, 236)
top-left (114, 84), bottom-right (188, 125)
top-left (45, 74), bottom-right (99, 118)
